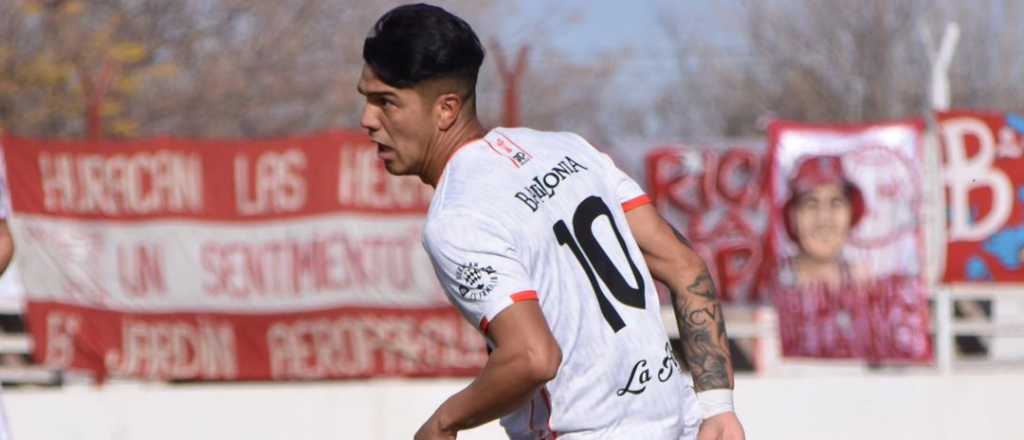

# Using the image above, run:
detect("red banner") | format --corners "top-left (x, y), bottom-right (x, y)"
top-left (938, 111), bottom-right (1024, 283)
top-left (646, 145), bottom-right (767, 303)
top-left (2, 132), bottom-right (487, 380)
top-left (26, 302), bottom-right (485, 381)
top-left (4, 132), bottom-right (433, 221)
top-left (764, 120), bottom-right (932, 362)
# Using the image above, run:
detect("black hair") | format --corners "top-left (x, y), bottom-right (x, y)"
top-left (363, 4), bottom-right (485, 94)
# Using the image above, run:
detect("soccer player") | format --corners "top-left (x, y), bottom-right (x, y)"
top-left (357, 4), bottom-right (744, 439)
top-left (0, 144), bottom-right (14, 440)
top-left (0, 147), bottom-right (12, 279)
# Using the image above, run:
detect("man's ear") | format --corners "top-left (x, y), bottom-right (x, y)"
top-left (435, 92), bottom-right (463, 131)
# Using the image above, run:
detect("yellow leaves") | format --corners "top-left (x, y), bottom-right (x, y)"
top-left (147, 63), bottom-right (179, 78)
top-left (99, 101), bottom-right (122, 117)
top-left (116, 74), bottom-right (142, 94)
top-left (110, 119), bottom-right (137, 137)
top-left (108, 42), bottom-right (147, 64)
top-left (17, 0), bottom-right (84, 16)
top-left (19, 1), bottom-right (43, 16)
top-left (60, 1), bottom-right (84, 15)
top-left (20, 54), bottom-right (72, 86)
top-left (113, 63), bottom-right (179, 95)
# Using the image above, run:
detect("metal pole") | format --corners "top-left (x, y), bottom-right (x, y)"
top-left (922, 22), bottom-right (960, 375)
top-left (935, 288), bottom-right (954, 375)
top-left (930, 22), bottom-right (960, 111)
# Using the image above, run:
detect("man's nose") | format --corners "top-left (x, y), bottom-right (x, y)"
top-left (360, 105), bottom-right (380, 132)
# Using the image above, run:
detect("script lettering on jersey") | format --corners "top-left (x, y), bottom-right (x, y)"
top-left (616, 342), bottom-right (679, 396)
top-left (513, 156), bottom-right (589, 212)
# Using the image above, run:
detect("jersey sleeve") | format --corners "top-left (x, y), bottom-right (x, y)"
top-left (568, 133), bottom-right (650, 212)
top-left (423, 210), bottom-right (537, 334)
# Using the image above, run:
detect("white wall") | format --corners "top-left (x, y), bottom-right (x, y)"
top-left (4, 373), bottom-right (1024, 439)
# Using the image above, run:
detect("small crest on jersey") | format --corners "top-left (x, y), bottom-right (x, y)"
top-left (454, 262), bottom-right (499, 301)
top-left (487, 133), bottom-right (532, 168)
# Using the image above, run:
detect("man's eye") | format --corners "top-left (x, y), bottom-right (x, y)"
top-left (368, 96), bottom-right (394, 107)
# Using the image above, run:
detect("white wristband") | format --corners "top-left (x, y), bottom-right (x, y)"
top-left (696, 389), bottom-right (734, 419)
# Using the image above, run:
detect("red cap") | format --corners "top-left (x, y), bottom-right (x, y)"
top-left (782, 155), bottom-right (865, 244)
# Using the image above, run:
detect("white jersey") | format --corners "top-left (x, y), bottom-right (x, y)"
top-left (423, 128), bottom-right (700, 439)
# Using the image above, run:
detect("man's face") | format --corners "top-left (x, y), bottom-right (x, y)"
top-left (790, 183), bottom-right (852, 261)
top-left (357, 65), bottom-right (436, 176)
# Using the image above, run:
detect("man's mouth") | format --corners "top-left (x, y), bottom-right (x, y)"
top-left (376, 142), bottom-right (395, 160)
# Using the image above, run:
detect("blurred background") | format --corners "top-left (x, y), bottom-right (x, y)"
top-left (0, 0), bottom-right (1022, 439)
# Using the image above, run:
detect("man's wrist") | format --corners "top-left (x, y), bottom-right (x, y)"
top-left (432, 401), bottom-right (462, 434)
top-left (696, 389), bottom-right (734, 419)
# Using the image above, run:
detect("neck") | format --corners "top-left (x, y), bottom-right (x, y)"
top-left (793, 254), bottom-right (842, 284)
top-left (420, 115), bottom-right (485, 187)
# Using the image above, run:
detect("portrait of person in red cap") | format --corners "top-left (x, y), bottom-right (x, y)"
top-left (782, 154), bottom-right (866, 288)
top-left (770, 154), bottom-right (870, 359)
top-left (766, 124), bottom-right (933, 363)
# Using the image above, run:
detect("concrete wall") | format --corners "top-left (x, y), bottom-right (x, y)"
top-left (4, 373), bottom-right (1024, 439)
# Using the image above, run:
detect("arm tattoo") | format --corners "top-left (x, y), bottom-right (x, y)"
top-left (672, 268), bottom-right (733, 391)
top-left (669, 225), bottom-right (695, 249)
top-left (686, 271), bottom-right (718, 301)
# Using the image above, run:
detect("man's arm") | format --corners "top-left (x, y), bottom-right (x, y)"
top-left (625, 204), bottom-right (732, 391)
top-left (0, 221), bottom-right (13, 276)
top-left (417, 300), bottom-right (561, 438)
top-left (625, 203), bottom-right (744, 440)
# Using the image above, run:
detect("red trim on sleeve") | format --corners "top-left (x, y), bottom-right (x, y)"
top-left (621, 194), bottom-right (651, 212)
top-left (511, 290), bottom-right (539, 302)
top-left (480, 291), bottom-right (537, 333)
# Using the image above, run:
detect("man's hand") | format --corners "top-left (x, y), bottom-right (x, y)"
top-left (414, 415), bottom-right (456, 440)
top-left (412, 301), bottom-right (560, 437)
top-left (697, 412), bottom-right (745, 440)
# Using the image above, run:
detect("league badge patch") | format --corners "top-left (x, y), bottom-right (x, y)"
top-left (455, 262), bottom-right (498, 300)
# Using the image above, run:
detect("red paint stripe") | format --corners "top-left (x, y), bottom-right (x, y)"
top-left (621, 194), bottom-right (651, 212)
top-left (510, 290), bottom-right (539, 302)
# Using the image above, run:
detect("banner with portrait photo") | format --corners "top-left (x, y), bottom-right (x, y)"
top-left (764, 121), bottom-right (932, 362)
top-left (937, 110), bottom-right (1024, 284)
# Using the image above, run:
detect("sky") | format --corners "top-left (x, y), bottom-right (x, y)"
top-left (505, 1), bottom-right (746, 60)
top-left (483, 1), bottom-right (749, 104)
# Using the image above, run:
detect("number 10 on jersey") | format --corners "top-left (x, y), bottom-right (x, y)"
top-left (554, 196), bottom-right (647, 332)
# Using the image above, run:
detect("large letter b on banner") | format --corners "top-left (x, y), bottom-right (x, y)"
top-left (941, 117), bottom-right (1013, 242)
